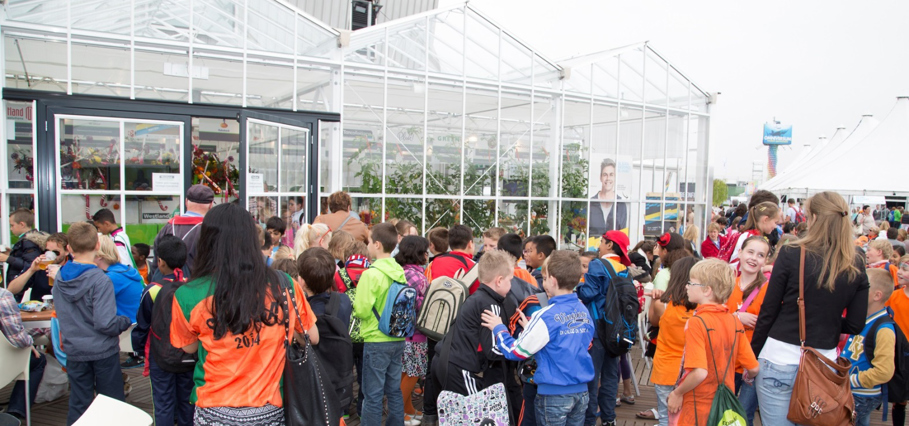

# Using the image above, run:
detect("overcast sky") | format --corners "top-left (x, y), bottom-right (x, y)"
top-left (439, 0), bottom-right (909, 182)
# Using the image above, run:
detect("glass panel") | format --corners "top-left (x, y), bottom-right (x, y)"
top-left (246, 0), bottom-right (295, 55)
top-left (133, 0), bottom-right (191, 42)
top-left (279, 196), bottom-right (304, 245)
top-left (426, 8), bottom-right (466, 76)
top-left (530, 200), bottom-right (552, 236)
top-left (618, 49), bottom-right (645, 102)
top-left (319, 121), bottom-right (337, 194)
top-left (7, 0), bottom-right (67, 25)
top-left (531, 94), bottom-right (556, 197)
top-left (134, 47), bottom-right (189, 102)
top-left (60, 194), bottom-right (120, 231)
top-left (296, 14), bottom-right (337, 58)
top-left (384, 19), bottom-right (429, 71)
top-left (71, 0), bottom-right (133, 35)
top-left (6, 101), bottom-right (34, 189)
top-left (563, 64), bottom-right (592, 95)
top-left (644, 49), bottom-right (668, 106)
top-left (124, 121), bottom-right (181, 191)
top-left (385, 76), bottom-right (425, 196)
top-left (246, 60), bottom-right (294, 110)
top-left (668, 67), bottom-right (690, 109)
top-left (342, 77), bottom-right (383, 194)
top-left (500, 35), bottom-right (533, 86)
top-left (498, 199), bottom-right (528, 237)
top-left (60, 118), bottom-right (121, 191)
top-left (5, 36), bottom-right (68, 92)
top-left (532, 57), bottom-right (561, 89)
top-left (71, 43), bottom-right (131, 97)
top-left (192, 54), bottom-right (243, 105)
top-left (464, 86), bottom-right (497, 197)
top-left (498, 90), bottom-right (531, 197)
top-left (426, 198), bottom-right (459, 231)
top-left (592, 55), bottom-right (620, 99)
top-left (280, 126), bottom-right (308, 193)
top-left (352, 196), bottom-right (381, 227)
top-left (297, 65), bottom-right (334, 112)
top-left (192, 117), bottom-right (240, 201)
top-left (194, 0), bottom-right (246, 49)
top-left (124, 193), bottom-right (180, 247)
top-left (560, 201), bottom-right (589, 250)
top-left (464, 12), bottom-right (499, 80)
top-left (386, 197), bottom-right (423, 232)
top-left (464, 199), bottom-right (495, 235)
top-left (426, 82), bottom-right (463, 196)
top-left (561, 100), bottom-right (591, 199)
top-left (248, 121), bottom-right (278, 193)
top-left (249, 195), bottom-right (278, 226)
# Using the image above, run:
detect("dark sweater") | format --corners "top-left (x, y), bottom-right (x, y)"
top-left (751, 245), bottom-right (869, 357)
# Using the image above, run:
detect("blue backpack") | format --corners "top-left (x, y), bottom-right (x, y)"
top-left (372, 281), bottom-right (417, 338)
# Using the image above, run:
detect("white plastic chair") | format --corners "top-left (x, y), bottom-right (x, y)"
top-left (72, 394), bottom-right (152, 426)
top-left (119, 324), bottom-right (136, 353)
top-left (0, 331), bottom-right (31, 426)
top-left (18, 289), bottom-right (31, 304)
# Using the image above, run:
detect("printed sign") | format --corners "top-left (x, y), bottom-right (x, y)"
top-left (152, 173), bottom-right (182, 192)
top-left (763, 122), bottom-right (793, 145)
top-left (142, 213), bottom-right (171, 220)
top-left (248, 173), bottom-right (264, 192)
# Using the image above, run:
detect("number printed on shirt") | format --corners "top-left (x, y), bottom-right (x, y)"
top-left (234, 330), bottom-right (262, 349)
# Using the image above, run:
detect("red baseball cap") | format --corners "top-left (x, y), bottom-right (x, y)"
top-left (602, 230), bottom-right (631, 266)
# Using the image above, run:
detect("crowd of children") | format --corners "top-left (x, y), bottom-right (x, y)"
top-left (5, 187), bottom-right (909, 426)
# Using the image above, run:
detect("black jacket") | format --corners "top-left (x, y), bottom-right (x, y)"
top-left (444, 285), bottom-right (506, 373)
top-left (8, 230), bottom-right (48, 301)
top-left (751, 245), bottom-right (869, 357)
top-left (589, 197), bottom-right (629, 236)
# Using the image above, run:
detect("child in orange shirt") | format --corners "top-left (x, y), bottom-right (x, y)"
top-left (867, 240), bottom-right (900, 288)
top-left (724, 236), bottom-right (770, 426)
top-left (886, 254), bottom-right (909, 424)
top-left (668, 259), bottom-right (759, 426)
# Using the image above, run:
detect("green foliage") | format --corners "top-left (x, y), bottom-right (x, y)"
top-left (713, 178), bottom-right (728, 207)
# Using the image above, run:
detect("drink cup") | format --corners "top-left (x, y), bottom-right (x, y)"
top-left (42, 295), bottom-right (54, 310)
top-left (39, 251), bottom-right (58, 270)
top-left (47, 264), bottom-right (60, 286)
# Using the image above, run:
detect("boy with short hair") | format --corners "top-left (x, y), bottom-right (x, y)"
top-left (427, 227), bottom-right (449, 262)
top-left (476, 227), bottom-right (507, 261)
top-left (1, 208), bottom-right (48, 301)
top-left (92, 208), bottom-right (134, 267)
top-left (525, 235), bottom-right (556, 287)
top-left (131, 235), bottom-right (194, 426)
top-left (499, 233), bottom-right (540, 289)
top-left (868, 239), bottom-right (900, 287)
top-left (425, 224), bottom-right (478, 292)
top-left (54, 222), bottom-right (132, 424)
top-left (842, 268), bottom-right (896, 426)
top-left (353, 222), bottom-right (407, 426)
top-left (132, 243), bottom-right (151, 284)
top-left (668, 258), bottom-right (759, 425)
top-left (482, 250), bottom-right (595, 426)
top-left (299, 247), bottom-right (353, 331)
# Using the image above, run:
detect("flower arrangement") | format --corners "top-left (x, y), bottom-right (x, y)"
top-left (9, 148), bottom-right (33, 182)
top-left (191, 145), bottom-right (239, 197)
top-left (59, 137), bottom-right (120, 190)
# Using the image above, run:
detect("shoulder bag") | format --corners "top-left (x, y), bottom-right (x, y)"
top-left (281, 276), bottom-right (342, 426)
top-left (787, 248), bottom-right (856, 426)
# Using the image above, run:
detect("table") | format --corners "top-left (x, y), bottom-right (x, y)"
top-left (20, 309), bottom-right (53, 328)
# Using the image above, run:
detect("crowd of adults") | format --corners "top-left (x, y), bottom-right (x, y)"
top-left (0, 186), bottom-right (904, 426)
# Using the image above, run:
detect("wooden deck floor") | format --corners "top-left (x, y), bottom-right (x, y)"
top-left (0, 350), bottom-right (891, 426)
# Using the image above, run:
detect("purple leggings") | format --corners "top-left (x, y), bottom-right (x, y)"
top-left (619, 354), bottom-right (632, 381)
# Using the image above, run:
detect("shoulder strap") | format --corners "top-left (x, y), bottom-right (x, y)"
top-left (337, 214), bottom-right (353, 231)
top-left (798, 247), bottom-right (807, 348)
top-left (326, 291), bottom-right (342, 317)
top-left (694, 314), bottom-right (739, 384)
top-left (739, 281), bottom-right (766, 313)
top-left (458, 261), bottom-right (479, 285)
top-left (599, 257), bottom-right (619, 280)
top-left (338, 268), bottom-right (354, 289)
top-left (863, 314), bottom-right (895, 364)
top-left (437, 253), bottom-right (470, 269)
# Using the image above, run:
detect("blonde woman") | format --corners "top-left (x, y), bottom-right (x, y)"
top-left (94, 236), bottom-right (143, 323)
top-left (293, 223), bottom-right (331, 259)
top-left (682, 224), bottom-right (700, 257)
top-left (751, 191), bottom-right (869, 425)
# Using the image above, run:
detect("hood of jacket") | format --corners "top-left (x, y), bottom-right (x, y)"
top-left (56, 262), bottom-right (103, 302)
top-left (15, 229), bottom-right (48, 251)
top-left (106, 262), bottom-right (144, 283)
top-left (371, 257), bottom-right (406, 283)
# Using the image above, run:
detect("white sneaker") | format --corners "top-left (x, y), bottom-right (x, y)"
top-left (404, 415), bottom-right (421, 426)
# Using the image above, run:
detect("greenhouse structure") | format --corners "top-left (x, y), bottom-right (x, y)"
top-left (0, 0), bottom-right (713, 249)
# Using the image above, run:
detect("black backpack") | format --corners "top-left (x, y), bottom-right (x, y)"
top-left (312, 292), bottom-right (355, 410)
top-left (864, 308), bottom-right (909, 404)
top-left (149, 280), bottom-right (198, 373)
top-left (598, 259), bottom-right (640, 358)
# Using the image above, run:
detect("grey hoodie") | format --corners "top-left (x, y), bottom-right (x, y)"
top-left (52, 263), bottom-right (131, 362)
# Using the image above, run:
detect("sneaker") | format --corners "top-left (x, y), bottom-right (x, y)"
top-left (603, 422), bottom-right (617, 426)
top-left (121, 355), bottom-right (144, 369)
top-left (404, 414), bottom-right (421, 425)
top-left (421, 414), bottom-right (438, 426)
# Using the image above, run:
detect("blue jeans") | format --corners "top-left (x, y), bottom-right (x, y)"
top-left (7, 352), bottom-right (46, 418)
top-left (149, 355), bottom-right (195, 426)
top-left (585, 338), bottom-right (619, 425)
top-left (737, 378), bottom-right (759, 426)
top-left (654, 384), bottom-right (674, 426)
top-left (755, 358), bottom-right (798, 426)
top-left (522, 383), bottom-right (538, 426)
top-left (854, 394), bottom-right (882, 426)
top-left (66, 352), bottom-right (125, 424)
top-left (535, 392), bottom-right (589, 426)
top-left (361, 341), bottom-right (405, 426)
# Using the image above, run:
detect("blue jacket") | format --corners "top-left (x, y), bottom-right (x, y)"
top-left (105, 263), bottom-right (144, 323)
top-left (576, 258), bottom-right (625, 322)
top-left (492, 293), bottom-right (595, 395)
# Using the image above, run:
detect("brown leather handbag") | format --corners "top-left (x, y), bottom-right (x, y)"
top-left (787, 248), bottom-right (856, 425)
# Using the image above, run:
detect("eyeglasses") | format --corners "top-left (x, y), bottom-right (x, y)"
top-left (686, 282), bottom-right (707, 288)
top-left (50, 250), bottom-right (61, 257)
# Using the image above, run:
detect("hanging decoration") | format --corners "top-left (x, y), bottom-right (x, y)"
top-left (192, 145), bottom-right (239, 200)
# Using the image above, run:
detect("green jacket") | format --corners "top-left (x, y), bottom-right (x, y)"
top-left (352, 257), bottom-right (406, 343)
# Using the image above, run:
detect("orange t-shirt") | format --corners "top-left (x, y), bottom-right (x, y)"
top-left (887, 288), bottom-right (909, 337)
top-left (514, 267), bottom-right (538, 289)
top-left (679, 304), bottom-right (759, 426)
top-left (171, 276), bottom-right (317, 408)
top-left (650, 302), bottom-right (695, 385)
top-left (725, 276), bottom-right (769, 342)
top-left (869, 263), bottom-right (900, 288)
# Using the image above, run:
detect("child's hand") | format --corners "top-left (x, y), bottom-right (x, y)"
top-left (651, 289), bottom-right (664, 300)
top-left (736, 312), bottom-right (758, 328)
top-left (667, 390), bottom-right (683, 414)
top-left (480, 309), bottom-right (503, 330)
top-left (516, 310), bottom-right (528, 329)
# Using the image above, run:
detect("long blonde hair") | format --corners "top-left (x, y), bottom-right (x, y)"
top-left (683, 225), bottom-right (700, 244)
top-left (743, 202), bottom-right (780, 234)
top-left (293, 223), bottom-right (331, 258)
top-left (797, 191), bottom-right (860, 291)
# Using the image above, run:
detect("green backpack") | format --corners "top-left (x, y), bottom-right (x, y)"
top-left (345, 283), bottom-right (363, 343)
top-left (694, 315), bottom-right (748, 426)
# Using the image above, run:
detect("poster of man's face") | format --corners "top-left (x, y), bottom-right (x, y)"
top-left (588, 156), bottom-right (631, 238)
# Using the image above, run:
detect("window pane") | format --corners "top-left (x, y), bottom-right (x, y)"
top-left (426, 198), bottom-right (459, 231)
top-left (497, 199), bottom-right (528, 237)
top-left (280, 126), bottom-right (309, 192)
top-left (560, 201), bottom-right (589, 250)
top-left (464, 199), bottom-right (495, 235)
top-left (464, 87), bottom-right (497, 197)
top-left (192, 118), bottom-right (240, 200)
top-left (124, 121), bottom-right (181, 191)
top-left (249, 195), bottom-right (278, 226)
top-left (427, 82), bottom-right (463, 196)
top-left (71, 43), bottom-right (131, 97)
top-left (530, 200), bottom-right (552, 236)
top-left (248, 121), bottom-right (278, 193)
top-left (561, 100), bottom-right (590, 199)
top-left (386, 197), bottom-right (423, 232)
top-left (124, 194), bottom-right (179, 247)
top-left (60, 118), bottom-right (121, 191)
top-left (7, 101), bottom-right (34, 189)
top-left (498, 91), bottom-right (531, 197)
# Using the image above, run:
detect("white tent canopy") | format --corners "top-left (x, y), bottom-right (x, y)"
top-left (761, 97), bottom-right (908, 196)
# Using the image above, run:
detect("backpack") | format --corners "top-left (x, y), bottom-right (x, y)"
top-left (150, 279), bottom-right (198, 373)
top-left (691, 315), bottom-right (748, 426)
top-left (346, 285), bottom-right (363, 343)
top-left (437, 383), bottom-right (510, 426)
top-left (311, 292), bottom-right (355, 411)
top-left (415, 263), bottom-right (477, 341)
top-left (864, 308), bottom-right (909, 405)
top-left (373, 281), bottom-right (417, 338)
top-left (598, 258), bottom-right (640, 358)
top-left (513, 292), bottom-right (549, 384)
top-left (795, 209), bottom-right (806, 224)
top-left (716, 229), bottom-right (740, 262)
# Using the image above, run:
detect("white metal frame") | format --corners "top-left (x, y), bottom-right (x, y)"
top-left (243, 117), bottom-right (311, 215)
